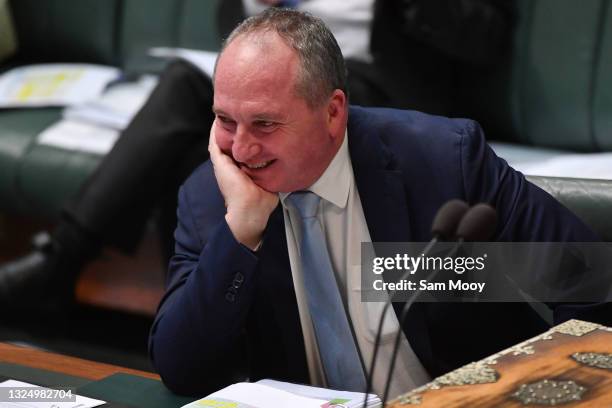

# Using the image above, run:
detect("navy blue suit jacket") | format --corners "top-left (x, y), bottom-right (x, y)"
top-left (149, 106), bottom-right (599, 396)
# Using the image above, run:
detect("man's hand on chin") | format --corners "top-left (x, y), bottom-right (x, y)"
top-left (208, 122), bottom-right (279, 250)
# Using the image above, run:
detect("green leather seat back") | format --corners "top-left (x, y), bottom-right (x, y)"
top-left (462, 0), bottom-right (612, 152)
top-left (119, 0), bottom-right (221, 73)
top-left (18, 145), bottom-right (102, 217)
top-left (0, 109), bottom-right (61, 214)
top-left (9, 0), bottom-right (119, 64)
top-left (520, 0), bottom-right (601, 150)
top-left (527, 176), bottom-right (612, 241)
top-left (593, 2), bottom-right (612, 150)
top-left (178, 0), bottom-right (222, 51)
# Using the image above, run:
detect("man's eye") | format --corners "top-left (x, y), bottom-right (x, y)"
top-left (217, 116), bottom-right (234, 124)
top-left (256, 121), bottom-right (275, 128)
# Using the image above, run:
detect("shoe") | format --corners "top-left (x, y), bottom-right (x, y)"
top-left (0, 232), bottom-right (77, 310)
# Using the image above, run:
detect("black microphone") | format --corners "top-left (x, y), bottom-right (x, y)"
top-left (380, 203), bottom-right (498, 406)
top-left (432, 199), bottom-right (472, 240)
top-left (455, 203), bottom-right (497, 242)
top-left (361, 199), bottom-right (468, 408)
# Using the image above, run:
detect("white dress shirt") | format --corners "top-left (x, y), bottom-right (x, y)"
top-left (242, 0), bottom-right (374, 62)
top-left (279, 134), bottom-right (431, 399)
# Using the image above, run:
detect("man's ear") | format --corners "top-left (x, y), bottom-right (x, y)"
top-left (327, 89), bottom-right (348, 138)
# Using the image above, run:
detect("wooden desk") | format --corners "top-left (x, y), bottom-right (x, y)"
top-left (0, 342), bottom-right (159, 381)
top-left (0, 342), bottom-right (194, 408)
top-left (389, 320), bottom-right (612, 407)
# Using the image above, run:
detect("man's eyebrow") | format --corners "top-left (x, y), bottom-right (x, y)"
top-left (211, 108), bottom-right (284, 122)
top-left (212, 107), bottom-right (229, 116)
top-left (253, 112), bottom-right (284, 122)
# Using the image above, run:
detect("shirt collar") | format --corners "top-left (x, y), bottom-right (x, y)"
top-left (280, 131), bottom-right (351, 209)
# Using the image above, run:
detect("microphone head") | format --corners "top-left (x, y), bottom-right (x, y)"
top-left (456, 203), bottom-right (497, 241)
top-left (431, 199), bottom-right (469, 240)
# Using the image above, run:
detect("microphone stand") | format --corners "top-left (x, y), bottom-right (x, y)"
top-left (379, 203), bottom-right (496, 406)
top-left (380, 238), bottom-right (464, 405)
top-left (361, 200), bottom-right (469, 408)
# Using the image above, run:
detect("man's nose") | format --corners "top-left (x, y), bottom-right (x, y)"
top-left (232, 126), bottom-right (262, 163)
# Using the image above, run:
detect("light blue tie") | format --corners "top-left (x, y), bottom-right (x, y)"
top-left (287, 191), bottom-right (366, 391)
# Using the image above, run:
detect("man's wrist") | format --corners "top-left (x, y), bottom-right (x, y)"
top-left (225, 212), bottom-right (266, 250)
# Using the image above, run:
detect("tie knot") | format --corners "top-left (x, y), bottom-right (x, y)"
top-left (287, 191), bottom-right (320, 219)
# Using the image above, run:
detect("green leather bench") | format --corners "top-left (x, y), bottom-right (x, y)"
top-left (527, 176), bottom-right (612, 241)
top-left (0, 0), bottom-right (221, 217)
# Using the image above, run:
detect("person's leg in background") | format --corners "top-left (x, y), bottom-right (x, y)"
top-left (0, 59), bottom-right (214, 308)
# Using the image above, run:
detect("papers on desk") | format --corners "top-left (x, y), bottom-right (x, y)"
top-left (0, 64), bottom-right (120, 107)
top-left (182, 379), bottom-right (381, 408)
top-left (37, 120), bottom-right (121, 156)
top-left (63, 75), bottom-right (158, 130)
top-left (516, 152), bottom-right (612, 180)
top-left (0, 379), bottom-right (105, 408)
top-left (490, 141), bottom-right (612, 180)
top-left (37, 75), bottom-right (158, 155)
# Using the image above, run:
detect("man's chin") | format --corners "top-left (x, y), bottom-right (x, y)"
top-left (248, 176), bottom-right (282, 194)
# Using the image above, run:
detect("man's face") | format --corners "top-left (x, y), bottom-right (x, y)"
top-left (213, 33), bottom-right (345, 193)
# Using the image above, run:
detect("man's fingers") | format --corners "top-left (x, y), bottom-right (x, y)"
top-left (208, 122), bottom-right (222, 161)
top-left (208, 121), bottom-right (216, 151)
top-left (208, 122), bottom-right (236, 170)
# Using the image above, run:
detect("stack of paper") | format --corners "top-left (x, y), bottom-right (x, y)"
top-left (0, 64), bottom-right (120, 107)
top-left (0, 63), bottom-right (159, 155)
top-left (63, 75), bottom-right (158, 130)
top-left (182, 379), bottom-right (381, 408)
top-left (37, 74), bottom-right (158, 155)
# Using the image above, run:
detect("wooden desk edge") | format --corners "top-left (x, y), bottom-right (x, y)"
top-left (0, 342), bottom-right (160, 381)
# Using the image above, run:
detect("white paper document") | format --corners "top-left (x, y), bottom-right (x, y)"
top-left (517, 152), bottom-right (612, 179)
top-left (38, 119), bottom-right (120, 155)
top-left (63, 75), bottom-right (158, 130)
top-left (149, 47), bottom-right (218, 78)
top-left (0, 379), bottom-right (105, 408)
top-left (181, 379), bottom-right (381, 408)
top-left (490, 142), bottom-right (612, 180)
top-left (0, 64), bottom-right (120, 107)
top-left (36, 75), bottom-right (158, 154)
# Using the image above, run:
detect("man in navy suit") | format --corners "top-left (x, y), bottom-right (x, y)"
top-left (149, 8), bottom-right (601, 398)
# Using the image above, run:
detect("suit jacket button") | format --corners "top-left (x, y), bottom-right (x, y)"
top-left (234, 272), bottom-right (244, 283)
top-left (225, 292), bottom-right (236, 302)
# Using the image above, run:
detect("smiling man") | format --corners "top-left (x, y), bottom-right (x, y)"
top-left (210, 21), bottom-right (347, 250)
top-left (149, 8), bottom-right (600, 399)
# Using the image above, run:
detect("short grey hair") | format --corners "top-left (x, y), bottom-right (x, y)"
top-left (219, 8), bottom-right (347, 108)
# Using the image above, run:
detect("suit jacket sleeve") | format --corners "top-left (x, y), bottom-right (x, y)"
top-left (457, 119), bottom-right (610, 325)
top-left (458, 119), bottom-right (598, 242)
top-left (149, 165), bottom-right (259, 396)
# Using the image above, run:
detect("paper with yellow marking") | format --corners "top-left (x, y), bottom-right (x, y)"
top-left (182, 383), bottom-right (328, 408)
top-left (0, 64), bottom-right (119, 107)
top-left (181, 380), bottom-right (381, 408)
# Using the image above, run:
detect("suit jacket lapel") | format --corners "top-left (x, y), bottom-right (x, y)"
top-left (347, 107), bottom-right (436, 375)
top-left (348, 108), bottom-right (412, 244)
